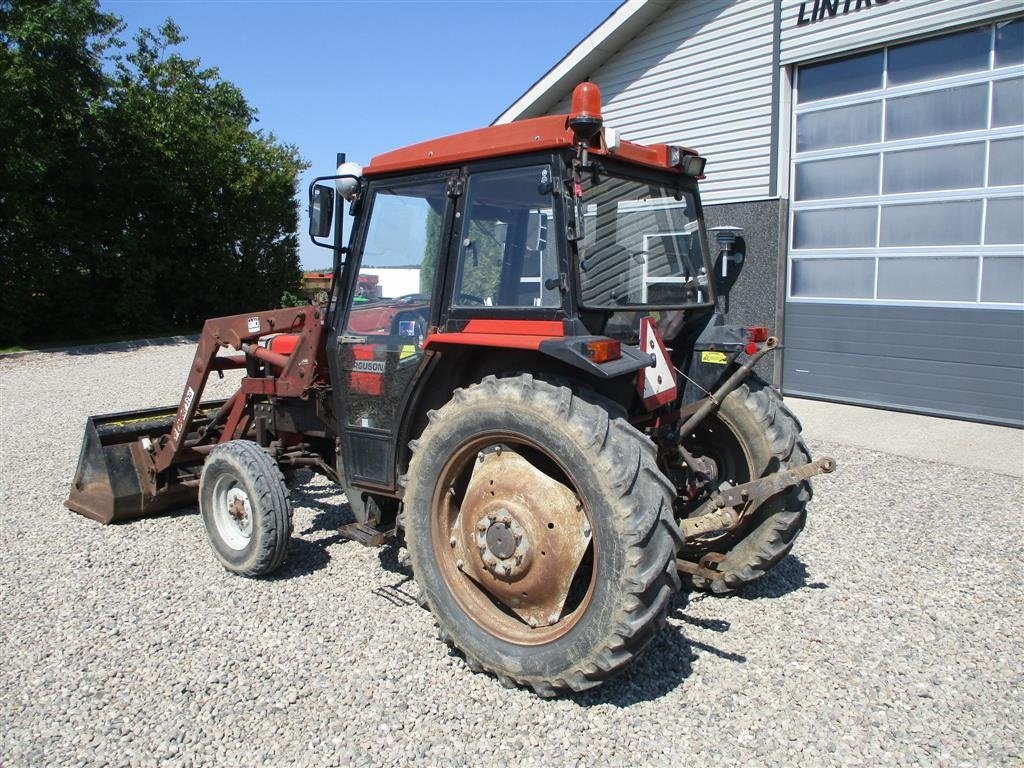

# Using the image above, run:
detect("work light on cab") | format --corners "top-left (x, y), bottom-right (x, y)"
top-left (335, 161), bottom-right (363, 201)
top-left (667, 145), bottom-right (707, 177)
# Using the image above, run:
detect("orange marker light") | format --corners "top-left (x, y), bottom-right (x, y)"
top-left (582, 338), bottom-right (621, 364)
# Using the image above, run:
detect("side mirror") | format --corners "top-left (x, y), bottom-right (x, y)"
top-left (309, 184), bottom-right (334, 238)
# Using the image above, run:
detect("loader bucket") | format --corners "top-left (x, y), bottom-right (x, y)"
top-left (64, 403), bottom-right (219, 524)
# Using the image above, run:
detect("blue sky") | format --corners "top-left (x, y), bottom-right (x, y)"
top-left (102, 0), bottom-right (621, 269)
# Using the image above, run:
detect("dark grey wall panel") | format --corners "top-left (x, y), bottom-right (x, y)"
top-left (783, 303), bottom-right (1024, 425)
top-left (704, 199), bottom-right (782, 382)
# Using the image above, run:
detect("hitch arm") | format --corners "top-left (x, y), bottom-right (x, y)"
top-left (679, 456), bottom-right (836, 540)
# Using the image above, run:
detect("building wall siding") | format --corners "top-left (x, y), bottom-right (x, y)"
top-left (779, 0), bottom-right (1022, 63)
top-left (548, 0), bottom-right (778, 204)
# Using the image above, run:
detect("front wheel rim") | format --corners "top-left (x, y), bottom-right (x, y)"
top-left (211, 475), bottom-right (253, 550)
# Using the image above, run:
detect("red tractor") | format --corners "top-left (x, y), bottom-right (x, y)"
top-left (67, 83), bottom-right (833, 695)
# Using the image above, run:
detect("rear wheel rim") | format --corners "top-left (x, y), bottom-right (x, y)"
top-left (429, 433), bottom-right (597, 646)
top-left (211, 475), bottom-right (253, 550)
top-left (676, 414), bottom-right (754, 553)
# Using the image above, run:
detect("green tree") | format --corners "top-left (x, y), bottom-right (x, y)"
top-left (0, 2), bottom-right (307, 345)
top-left (0, 0), bottom-right (122, 342)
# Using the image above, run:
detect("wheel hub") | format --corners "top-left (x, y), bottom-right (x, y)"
top-left (211, 480), bottom-right (253, 551)
top-left (451, 449), bottom-right (591, 628)
top-left (475, 508), bottom-right (530, 581)
top-left (228, 496), bottom-right (248, 523)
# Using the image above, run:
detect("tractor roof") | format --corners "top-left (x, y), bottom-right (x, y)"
top-left (364, 113), bottom-right (696, 178)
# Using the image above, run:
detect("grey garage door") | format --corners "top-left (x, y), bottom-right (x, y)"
top-left (784, 19), bottom-right (1024, 426)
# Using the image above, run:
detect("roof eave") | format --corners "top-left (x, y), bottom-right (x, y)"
top-left (493, 0), bottom-right (674, 125)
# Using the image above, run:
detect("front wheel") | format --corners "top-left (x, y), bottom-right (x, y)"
top-left (199, 440), bottom-right (293, 577)
top-left (672, 374), bottom-right (813, 594)
top-left (403, 375), bottom-right (682, 696)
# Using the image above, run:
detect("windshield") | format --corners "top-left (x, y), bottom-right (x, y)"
top-left (576, 172), bottom-right (713, 309)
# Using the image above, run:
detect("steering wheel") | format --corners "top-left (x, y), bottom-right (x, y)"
top-left (456, 292), bottom-right (486, 306)
top-left (393, 293), bottom-right (428, 304)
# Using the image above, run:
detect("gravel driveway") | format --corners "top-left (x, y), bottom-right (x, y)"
top-left (2, 341), bottom-right (1021, 767)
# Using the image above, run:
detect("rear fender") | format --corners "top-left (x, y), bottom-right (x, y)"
top-left (392, 343), bottom-right (642, 486)
top-left (680, 323), bottom-right (748, 407)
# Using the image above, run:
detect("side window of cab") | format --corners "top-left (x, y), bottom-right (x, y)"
top-left (452, 165), bottom-right (561, 309)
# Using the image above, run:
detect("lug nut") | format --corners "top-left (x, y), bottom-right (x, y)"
top-left (547, 613), bottom-right (559, 626)
top-left (455, 559), bottom-right (464, 571)
top-left (527, 618), bottom-right (538, 628)
top-left (502, 565), bottom-right (512, 576)
top-left (477, 519), bottom-right (489, 532)
top-left (449, 537), bottom-right (457, 548)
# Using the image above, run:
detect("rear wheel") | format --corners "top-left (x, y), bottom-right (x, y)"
top-left (672, 375), bottom-right (812, 594)
top-left (199, 440), bottom-right (293, 577)
top-left (403, 375), bottom-right (682, 695)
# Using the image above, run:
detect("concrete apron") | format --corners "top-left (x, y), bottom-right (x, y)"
top-left (786, 397), bottom-right (1024, 479)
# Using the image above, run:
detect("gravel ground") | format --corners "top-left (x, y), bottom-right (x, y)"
top-left (1, 340), bottom-right (1022, 767)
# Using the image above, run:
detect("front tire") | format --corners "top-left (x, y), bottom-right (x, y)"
top-left (403, 375), bottom-right (682, 695)
top-left (199, 440), bottom-right (293, 577)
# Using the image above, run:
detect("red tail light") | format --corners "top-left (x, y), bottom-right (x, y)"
top-left (745, 326), bottom-right (769, 343)
top-left (582, 338), bottom-right (621, 364)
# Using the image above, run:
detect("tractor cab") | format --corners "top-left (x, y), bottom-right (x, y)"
top-left (306, 83), bottom-right (719, 498)
top-left (310, 84), bottom-right (716, 353)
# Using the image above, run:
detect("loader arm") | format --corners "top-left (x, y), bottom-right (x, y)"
top-left (152, 305), bottom-right (327, 473)
top-left (66, 304), bottom-right (328, 524)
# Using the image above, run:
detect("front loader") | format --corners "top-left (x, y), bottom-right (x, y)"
top-left (66, 83), bottom-right (834, 695)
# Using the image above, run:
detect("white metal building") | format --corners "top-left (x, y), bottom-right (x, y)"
top-left (497, 0), bottom-right (1024, 426)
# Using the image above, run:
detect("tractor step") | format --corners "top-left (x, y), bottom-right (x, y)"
top-left (337, 522), bottom-right (390, 547)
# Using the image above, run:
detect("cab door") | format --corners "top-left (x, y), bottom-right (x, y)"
top-left (328, 172), bottom-right (456, 491)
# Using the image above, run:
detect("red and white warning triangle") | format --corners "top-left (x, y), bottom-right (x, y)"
top-left (636, 316), bottom-right (677, 410)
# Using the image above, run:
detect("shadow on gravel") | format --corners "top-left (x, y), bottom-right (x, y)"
top-left (298, 499), bottom-right (356, 536)
top-left (377, 543), bottom-right (411, 576)
top-left (265, 491), bottom-right (357, 580)
top-left (735, 554), bottom-right (828, 600)
top-left (110, 505), bottom-right (199, 525)
top-left (572, 594), bottom-right (744, 708)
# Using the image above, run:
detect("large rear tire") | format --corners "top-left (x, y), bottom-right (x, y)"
top-left (199, 440), bottom-right (293, 577)
top-left (675, 375), bottom-right (812, 594)
top-left (403, 375), bottom-right (682, 695)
